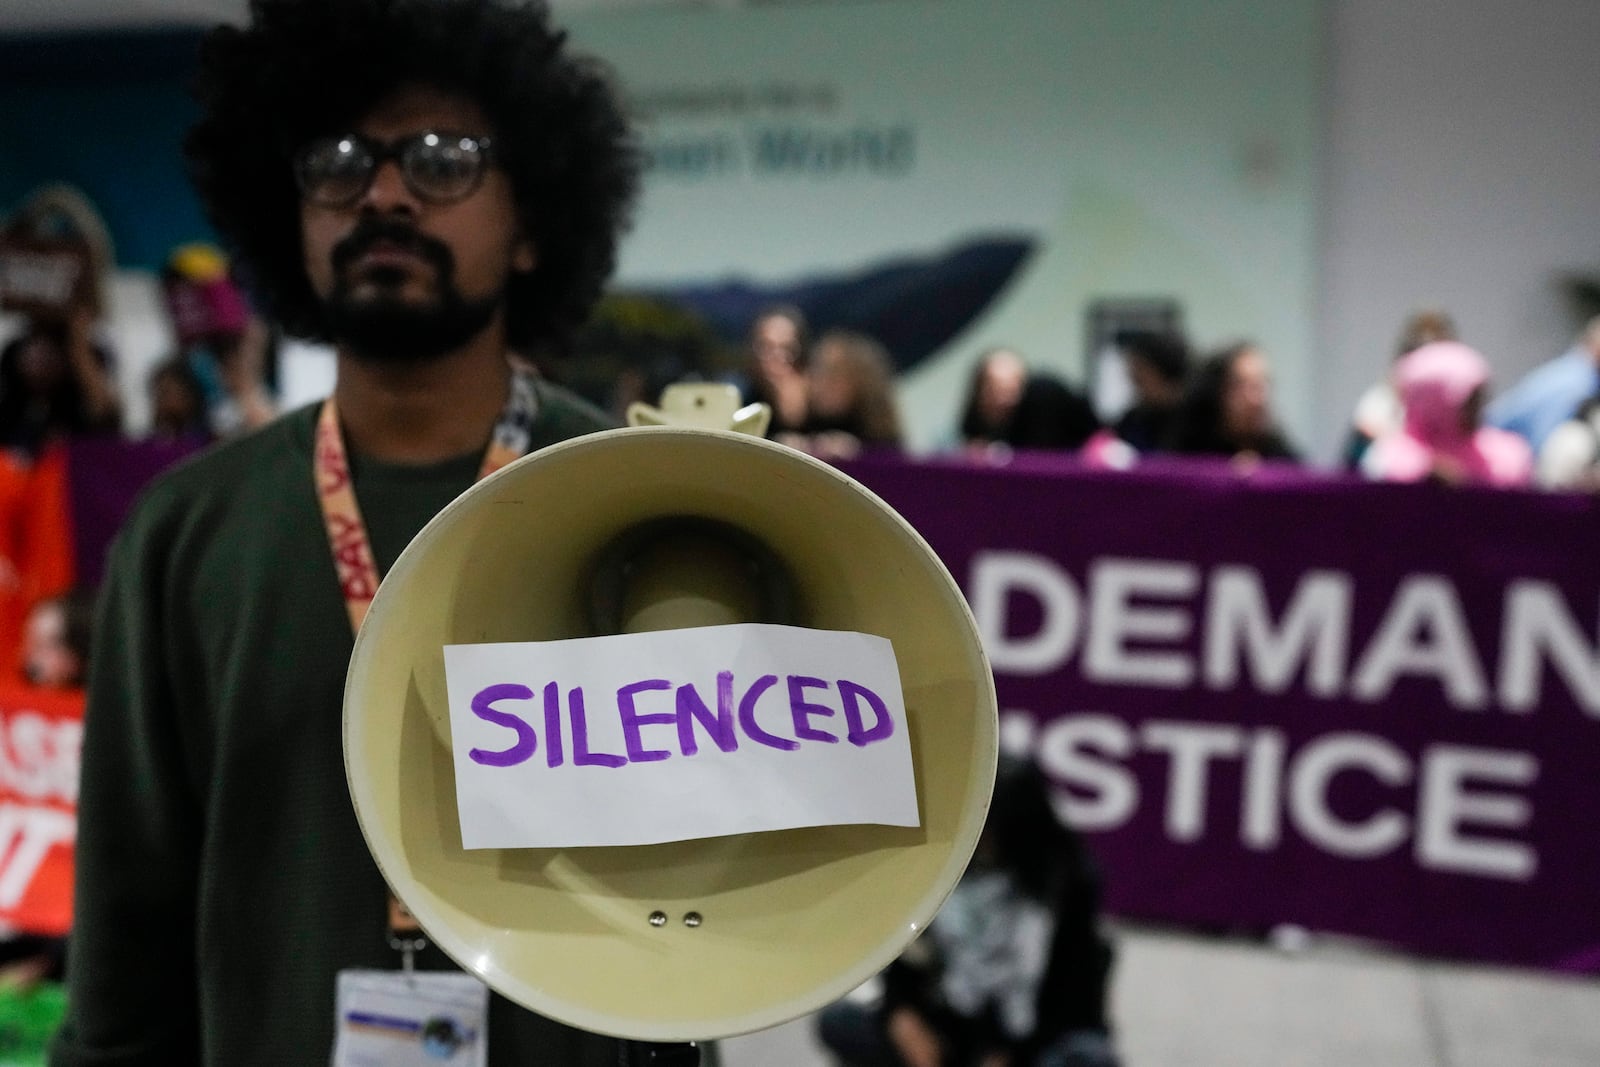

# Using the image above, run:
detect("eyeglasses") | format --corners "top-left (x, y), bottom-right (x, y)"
top-left (293, 132), bottom-right (497, 208)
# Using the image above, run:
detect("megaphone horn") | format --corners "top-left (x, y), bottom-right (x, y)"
top-left (344, 384), bottom-right (998, 1042)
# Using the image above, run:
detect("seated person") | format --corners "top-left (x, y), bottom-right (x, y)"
top-left (959, 349), bottom-right (1029, 451)
top-left (19, 590), bottom-right (90, 690)
top-left (147, 358), bottom-right (213, 443)
top-left (739, 305), bottom-right (811, 438)
top-left (1166, 342), bottom-right (1299, 463)
top-left (0, 590), bottom-right (93, 987)
top-left (817, 755), bottom-right (1120, 1067)
top-left (1363, 341), bottom-right (1532, 487)
top-left (1005, 377), bottom-right (1099, 453)
top-left (1110, 330), bottom-right (1188, 453)
top-left (1342, 308), bottom-right (1457, 469)
top-left (1535, 393), bottom-right (1600, 492)
top-left (959, 349), bottom-right (1098, 455)
top-left (160, 243), bottom-right (278, 437)
top-left (0, 311), bottom-right (121, 455)
top-left (788, 330), bottom-right (903, 460)
top-left (1485, 315), bottom-right (1600, 454)
top-left (0, 185), bottom-right (122, 453)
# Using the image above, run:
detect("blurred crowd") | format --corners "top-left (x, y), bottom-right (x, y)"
top-left (0, 188), bottom-right (279, 454)
top-left (0, 191), bottom-right (282, 642)
top-left (6, 183), bottom-right (1600, 496)
top-left (724, 301), bottom-right (1600, 495)
top-left (0, 187), bottom-right (295, 997)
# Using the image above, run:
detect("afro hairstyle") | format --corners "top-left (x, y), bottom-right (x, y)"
top-left (184, 0), bottom-right (639, 351)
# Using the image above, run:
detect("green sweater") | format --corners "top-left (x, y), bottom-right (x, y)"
top-left (51, 384), bottom-right (630, 1066)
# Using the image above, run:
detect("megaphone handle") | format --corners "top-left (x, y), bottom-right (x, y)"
top-left (620, 1041), bottom-right (700, 1066)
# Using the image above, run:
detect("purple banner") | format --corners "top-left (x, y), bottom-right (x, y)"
top-left (67, 437), bottom-right (201, 589)
top-left (840, 451), bottom-right (1600, 973)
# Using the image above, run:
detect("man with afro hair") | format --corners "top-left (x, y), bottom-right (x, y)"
top-left (53, 2), bottom-right (640, 1064)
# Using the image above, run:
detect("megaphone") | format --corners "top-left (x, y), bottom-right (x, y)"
top-left (343, 385), bottom-right (998, 1044)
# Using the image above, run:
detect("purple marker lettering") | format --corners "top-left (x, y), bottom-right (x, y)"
top-left (737, 674), bottom-right (798, 751)
top-left (569, 686), bottom-right (626, 768)
top-left (839, 680), bottom-right (895, 746)
top-left (787, 676), bottom-right (839, 743)
top-left (618, 679), bottom-right (674, 763)
top-left (468, 684), bottom-right (538, 767)
top-left (543, 681), bottom-right (565, 768)
top-left (676, 671), bottom-right (739, 756)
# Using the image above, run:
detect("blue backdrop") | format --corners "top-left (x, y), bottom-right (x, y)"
top-left (0, 30), bottom-right (212, 271)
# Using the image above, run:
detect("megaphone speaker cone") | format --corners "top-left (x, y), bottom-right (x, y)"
top-left (587, 516), bottom-right (796, 634)
top-left (344, 426), bottom-right (998, 1042)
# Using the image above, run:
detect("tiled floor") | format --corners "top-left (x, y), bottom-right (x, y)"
top-left (718, 924), bottom-right (1600, 1067)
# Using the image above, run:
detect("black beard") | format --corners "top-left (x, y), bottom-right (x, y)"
top-left (322, 219), bottom-right (502, 363)
top-left (324, 285), bottom-right (500, 363)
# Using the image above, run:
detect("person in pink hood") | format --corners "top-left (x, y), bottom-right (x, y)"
top-left (1363, 341), bottom-right (1532, 486)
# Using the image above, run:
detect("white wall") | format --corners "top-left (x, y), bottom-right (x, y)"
top-left (1315, 0), bottom-right (1600, 459)
top-left (570, 0), bottom-right (1322, 454)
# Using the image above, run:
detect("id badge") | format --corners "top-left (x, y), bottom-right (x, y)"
top-left (333, 969), bottom-right (489, 1067)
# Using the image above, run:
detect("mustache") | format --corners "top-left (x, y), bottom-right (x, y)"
top-left (331, 219), bottom-right (454, 275)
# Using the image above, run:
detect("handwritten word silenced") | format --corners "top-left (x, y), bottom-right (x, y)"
top-left (443, 625), bottom-right (918, 847)
top-left (468, 673), bottom-right (895, 769)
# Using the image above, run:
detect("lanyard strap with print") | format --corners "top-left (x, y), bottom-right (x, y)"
top-left (314, 366), bottom-right (538, 965)
top-left (314, 366), bottom-right (538, 635)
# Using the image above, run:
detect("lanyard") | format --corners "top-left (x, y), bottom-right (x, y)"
top-left (315, 365), bottom-right (538, 966)
top-left (314, 366), bottom-right (538, 635)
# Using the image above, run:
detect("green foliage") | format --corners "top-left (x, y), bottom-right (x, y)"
top-left (0, 982), bottom-right (66, 1067)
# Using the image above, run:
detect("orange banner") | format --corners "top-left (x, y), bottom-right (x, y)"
top-left (0, 447), bottom-right (76, 675)
top-left (0, 683), bottom-right (83, 938)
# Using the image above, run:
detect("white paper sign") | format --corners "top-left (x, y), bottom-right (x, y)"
top-left (442, 624), bottom-right (919, 849)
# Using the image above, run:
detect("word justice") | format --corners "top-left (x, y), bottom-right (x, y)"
top-left (467, 672), bottom-right (897, 769)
